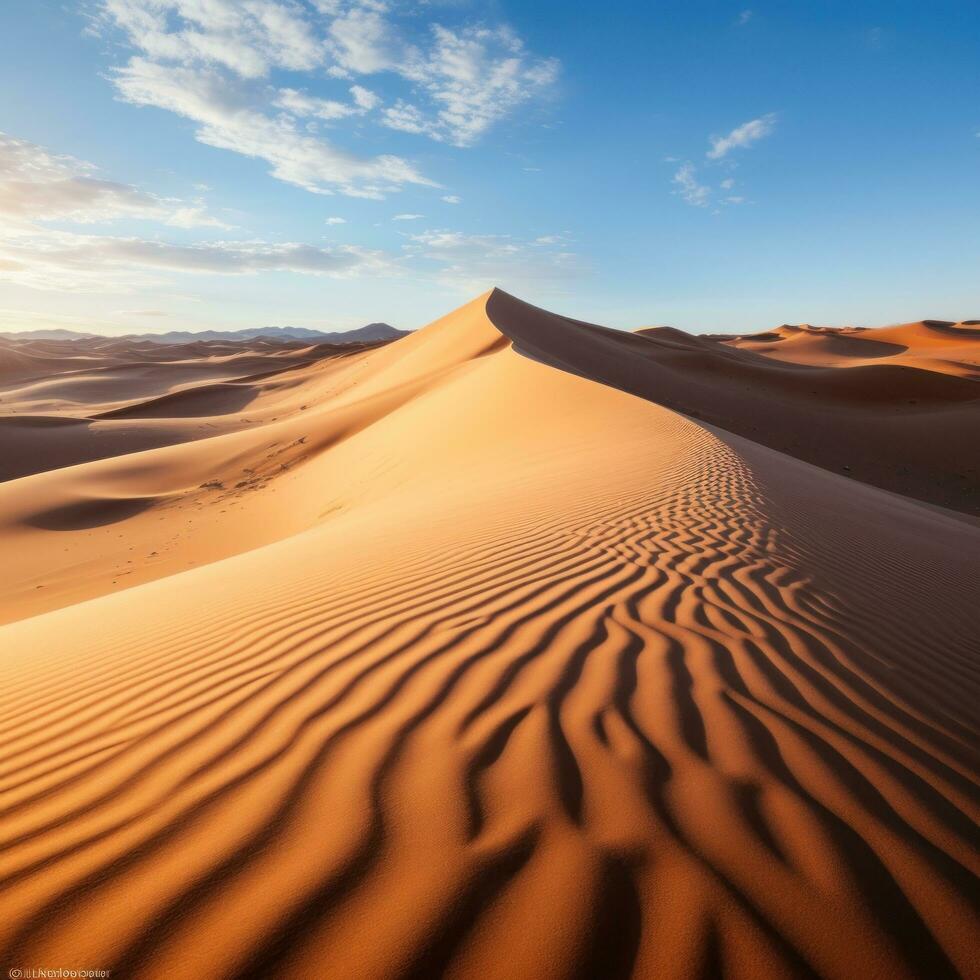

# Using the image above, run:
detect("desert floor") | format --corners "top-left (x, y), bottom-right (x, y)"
top-left (0, 291), bottom-right (977, 978)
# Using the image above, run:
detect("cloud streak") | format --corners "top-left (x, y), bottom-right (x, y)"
top-left (0, 132), bottom-right (227, 227)
top-left (672, 163), bottom-right (711, 207)
top-left (0, 129), bottom-right (392, 292)
top-left (382, 25), bottom-right (559, 147)
top-left (707, 113), bottom-right (776, 159)
top-left (112, 57), bottom-right (433, 198)
top-left (0, 228), bottom-right (392, 292)
top-left (0, 126), bottom-right (579, 298)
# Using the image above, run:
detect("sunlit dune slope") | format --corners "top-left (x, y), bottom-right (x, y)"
top-left (0, 305), bottom-right (509, 622)
top-left (495, 293), bottom-right (980, 515)
top-left (0, 291), bottom-right (977, 979)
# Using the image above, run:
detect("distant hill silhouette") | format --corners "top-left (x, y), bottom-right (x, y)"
top-left (0, 323), bottom-right (406, 344)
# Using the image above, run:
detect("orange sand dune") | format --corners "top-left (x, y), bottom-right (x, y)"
top-left (0, 291), bottom-right (977, 979)
top-left (586, 306), bottom-right (980, 515)
top-left (723, 319), bottom-right (980, 379)
top-left (0, 336), bottom-right (387, 484)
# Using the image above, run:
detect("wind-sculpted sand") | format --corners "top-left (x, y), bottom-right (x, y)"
top-left (0, 292), bottom-right (977, 978)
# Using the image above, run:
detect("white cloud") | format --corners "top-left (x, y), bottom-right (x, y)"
top-left (672, 163), bottom-right (711, 207)
top-left (349, 84), bottom-right (380, 110)
top-left (0, 129), bottom-right (397, 293)
top-left (736, 10), bottom-right (753, 26)
top-left (112, 58), bottom-right (433, 197)
top-left (0, 227), bottom-right (392, 292)
top-left (380, 100), bottom-right (434, 138)
top-left (441, 194), bottom-right (461, 204)
top-left (720, 177), bottom-right (735, 190)
top-left (707, 113), bottom-right (776, 159)
top-left (96, 0), bottom-right (324, 78)
top-left (275, 87), bottom-right (358, 121)
top-left (0, 130), bottom-right (579, 296)
top-left (391, 25), bottom-right (560, 147)
top-left (275, 83), bottom-right (380, 121)
top-left (2, 218), bottom-right (579, 298)
top-left (95, 0), bottom-right (559, 192)
top-left (166, 205), bottom-right (231, 229)
top-left (0, 131), bottom-right (227, 227)
top-left (726, 195), bottom-right (746, 205)
top-left (97, 239), bottom-right (384, 275)
top-left (329, 6), bottom-right (400, 74)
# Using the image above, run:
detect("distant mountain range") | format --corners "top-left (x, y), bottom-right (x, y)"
top-left (0, 323), bottom-right (407, 344)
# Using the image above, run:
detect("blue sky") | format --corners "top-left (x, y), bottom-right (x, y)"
top-left (0, 0), bottom-right (977, 335)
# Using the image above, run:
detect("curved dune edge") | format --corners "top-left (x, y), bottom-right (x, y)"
top-left (485, 290), bottom-right (980, 517)
top-left (0, 291), bottom-right (977, 978)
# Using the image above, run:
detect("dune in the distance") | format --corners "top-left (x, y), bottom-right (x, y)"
top-left (0, 333), bottom-right (385, 484)
top-left (0, 291), bottom-right (977, 979)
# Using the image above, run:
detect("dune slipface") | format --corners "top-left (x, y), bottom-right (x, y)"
top-left (0, 291), bottom-right (977, 979)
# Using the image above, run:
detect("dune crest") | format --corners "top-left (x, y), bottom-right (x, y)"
top-left (0, 291), bottom-right (977, 978)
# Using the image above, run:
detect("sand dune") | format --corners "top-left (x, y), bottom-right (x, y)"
top-left (722, 319), bottom-right (980, 378)
top-left (0, 336), bottom-right (386, 485)
top-left (509, 298), bottom-right (980, 515)
top-left (0, 291), bottom-right (977, 978)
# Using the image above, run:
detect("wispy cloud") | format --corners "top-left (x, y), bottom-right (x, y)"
top-left (350, 85), bottom-right (380, 111)
top-left (707, 113), bottom-right (777, 159)
top-left (274, 88), bottom-right (360, 122)
top-left (93, 0), bottom-right (323, 78)
top-left (404, 227), bottom-right (581, 291)
top-left (672, 163), bottom-right (711, 207)
top-left (0, 125), bottom-right (577, 297)
top-left (93, 1), bottom-right (560, 197)
top-left (0, 229), bottom-right (392, 292)
top-left (671, 165), bottom-right (752, 210)
top-left (380, 25), bottom-right (559, 147)
top-left (0, 132), bottom-right (227, 227)
top-left (0, 128), bottom-right (393, 292)
top-left (112, 57), bottom-right (433, 199)
top-left (736, 10), bottom-right (753, 26)
top-left (274, 83), bottom-right (381, 122)
top-left (441, 194), bottom-right (461, 204)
